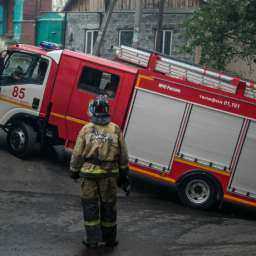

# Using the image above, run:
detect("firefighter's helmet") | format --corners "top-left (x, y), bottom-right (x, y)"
top-left (89, 95), bottom-right (110, 125)
top-left (89, 95), bottom-right (109, 117)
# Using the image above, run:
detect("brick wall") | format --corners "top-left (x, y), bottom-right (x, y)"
top-left (2, 0), bottom-right (52, 44)
top-left (23, 0), bottom-right (52, 19)
top-left (39, 0), bottom-right (52, 12)
top-left (21, 0), bottom-right (52, 44)
top-left (23, 1), bottom-right (37, 19)
top-left (21, 21), bottom-right (36, 44)
top-left (6, 0), bottom-right (14, 37)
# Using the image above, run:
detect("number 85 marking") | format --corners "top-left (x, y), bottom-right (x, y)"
top-left (12, 86), bottom-right (26, 99)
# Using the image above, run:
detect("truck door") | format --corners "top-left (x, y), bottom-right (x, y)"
top-left (66, 62), bottom-right (135, 145)
top-left (0, 51), bottom-right (50, 124)
top-left (229, 120), bottom-right (256, 199)
top-left (125, 88), bottom-right (187, 171)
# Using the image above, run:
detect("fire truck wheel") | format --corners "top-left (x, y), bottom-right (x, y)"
top-left (7, 122), bottom-right (37, 159)
top-left (178, 175), bottom-right (219, 210)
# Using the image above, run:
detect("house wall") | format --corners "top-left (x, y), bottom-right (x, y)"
top-left (6, 0), bottom-right (14, 37)
top-left (1, 0), bottom-right (52, 44)
top-left (39, 0), bottom-right (52, 13)
top-left (21, 0), bottom-right (53, 44)
top-left (65, 10), bottom-right (192, 60)
top-left (227, 59), bottom-right (256, 81)
top-left (65, 13), bottom-right (101, 51)
top-left (64, 0), bottom-right (256, 81)
top-left (0, 0), bottom-right (7, 35)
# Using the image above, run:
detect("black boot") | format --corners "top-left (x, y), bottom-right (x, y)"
top-left (82, 240), bottom-right (105, 248)
top-left (105, 240), bottom-right (119, 247)
top-left (82, 240), bottom-right (98, 248)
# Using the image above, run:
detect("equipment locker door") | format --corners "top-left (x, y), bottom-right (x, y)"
top-left (229, 121), bottom-right (256, 199)
top-left (125, 89), bottom-right (187, 171)
top-left (66, 62), bottom-right (135, 144)
top-left (179, 105), bottom-right (243, 170)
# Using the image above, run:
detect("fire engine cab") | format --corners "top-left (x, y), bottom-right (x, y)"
top-left (1, 42), bottom-right (256, 210)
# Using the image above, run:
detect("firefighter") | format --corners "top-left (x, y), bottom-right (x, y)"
top-left (69, 95), bottom-right (130, 248)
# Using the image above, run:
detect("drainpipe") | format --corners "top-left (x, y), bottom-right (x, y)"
top-left (13, 0), bottom-right (24, 42)
top-left (132, 0), bottom-right (142, 48)
top-left (156, 0), bottom-right (165, 51)
top-left (63, 11), bottom-right (67, 48)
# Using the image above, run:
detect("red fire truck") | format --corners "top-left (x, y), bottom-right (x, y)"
top-left (1, 42), bottom-right (256, 210)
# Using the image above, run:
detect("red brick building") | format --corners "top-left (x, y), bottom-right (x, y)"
top-left (0, 0), bottom-right (52, 45)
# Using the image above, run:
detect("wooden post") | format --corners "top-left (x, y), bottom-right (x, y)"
top-left (93, 0), bottom-right (117, 56)
top-left (155, 0), bottom-right (165, 52)
top-left (132, 0), bottom-right (142, 48)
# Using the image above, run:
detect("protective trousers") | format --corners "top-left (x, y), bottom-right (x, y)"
top-left (81, 176), bottom-right (117, 244)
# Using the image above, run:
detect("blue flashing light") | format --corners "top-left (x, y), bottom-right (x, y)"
top-left (40, 41), bottom-right (60, 51)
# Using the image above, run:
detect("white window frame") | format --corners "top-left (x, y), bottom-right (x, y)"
top-left (155, 30), bottom-right (173, 56)
top-left (118, 29), bottom-right (134, 47)
top-left (84, 30), bottom-right (99, 55)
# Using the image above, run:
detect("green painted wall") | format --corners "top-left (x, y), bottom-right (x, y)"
top-left (0, 2), bottom-right (7, 36)
top-left (36, 12), bottom-right (65, 46)
top-left (0, 4), bottom-right (4, 36)
top-left (13, 0), bottom-right (24, 41)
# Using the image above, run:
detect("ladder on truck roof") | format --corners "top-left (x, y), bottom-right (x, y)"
top-left (115, 46), bottom-right (256, 98)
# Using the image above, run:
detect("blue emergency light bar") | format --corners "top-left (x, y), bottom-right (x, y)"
top-left (40, 41), bottom-right (60, 51)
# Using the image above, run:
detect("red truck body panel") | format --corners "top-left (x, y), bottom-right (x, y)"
top-left (126, 68), bottom-right (256, 208)
top-left (48, 50), bottom-right (138, 148)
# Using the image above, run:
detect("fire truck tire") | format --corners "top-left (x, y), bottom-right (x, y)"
top-left (178, 175), bottom-right (219, 210)
top-left (7, 122), bottom-right (37, 159)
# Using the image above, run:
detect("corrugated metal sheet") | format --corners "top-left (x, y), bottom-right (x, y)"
top-left (36, 12), bottom-right (65, 46)
top-left (63, 0), bottom-right (200, 11)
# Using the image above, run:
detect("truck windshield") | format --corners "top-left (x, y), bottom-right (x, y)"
top-left (0, 52), bottom-right (48, 86)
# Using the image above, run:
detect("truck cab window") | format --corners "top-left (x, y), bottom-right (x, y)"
top-left (0, 51), bottom-right (7, 76)
top-left (1, 52), bottom-right (48, 86)
top-left (31, 59), bottom-right (49, 84)
top-left (78, 66), bottom-right (120, 98)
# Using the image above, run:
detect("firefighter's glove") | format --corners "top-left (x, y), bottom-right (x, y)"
top-left (70, 171), bottom-right (80, 181)
top-left (117, 168), bottom-right (131, 196)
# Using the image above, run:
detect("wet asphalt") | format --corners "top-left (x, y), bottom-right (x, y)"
top-left (0, 132), bottom-right (256, 256)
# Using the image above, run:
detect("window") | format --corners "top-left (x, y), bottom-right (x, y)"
top-left (119, 30), bottom-right (134, 47)
top-left (1, 52), bottom-right (49, 85)
top-left (155, 30), bottom-right (173, 56)
top-left (84, 30), bottom-right (98, 54)
top-left (31, 59), bottom-right (49, 84)
top-left (78, 66), bottom-right (120, 99)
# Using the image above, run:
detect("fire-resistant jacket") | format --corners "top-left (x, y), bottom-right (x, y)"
top-left (70, 122), bottom-right (129, 178)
